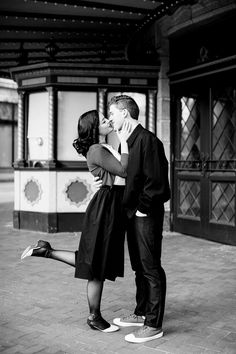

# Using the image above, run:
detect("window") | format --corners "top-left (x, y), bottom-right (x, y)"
top-left (57, 91), bottom-right (97, 161)
top-left (0, 102), bottom-right (17, 168)
top-left (27, 92), bottom-right (49, 160)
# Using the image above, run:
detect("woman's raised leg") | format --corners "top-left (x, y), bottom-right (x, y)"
top-left (21, 239), bottom-right (75, 266)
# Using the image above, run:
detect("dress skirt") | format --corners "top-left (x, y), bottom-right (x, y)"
top-left (75, 185), bottom-right (126, 281)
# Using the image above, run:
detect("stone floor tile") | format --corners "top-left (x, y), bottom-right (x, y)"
top-left (0, 197), bottom-right (236, 354)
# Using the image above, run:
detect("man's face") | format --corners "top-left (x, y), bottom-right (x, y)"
top-left (109, 104), bottom-right (125, 132)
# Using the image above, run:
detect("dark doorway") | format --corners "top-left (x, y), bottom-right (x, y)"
top-left (172, 74), bottom-right (236, 245)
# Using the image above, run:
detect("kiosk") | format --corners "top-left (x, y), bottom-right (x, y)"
top-left (11, 62), bottom-right (160, 232)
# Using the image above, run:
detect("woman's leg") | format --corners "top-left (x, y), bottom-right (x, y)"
top-left (87, 279), bottom-right (104, 316)
top-left (50, 250), bottom-right (75, 267)
top-left (21, 239), bottom-right (75, 267)
top-left (86, 279), bottom-right (118, 332)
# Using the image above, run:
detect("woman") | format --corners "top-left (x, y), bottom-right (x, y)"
top-left (21, 110), bottom-right (131, 333)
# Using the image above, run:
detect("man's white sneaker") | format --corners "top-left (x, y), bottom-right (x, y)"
top-left (113, 314), bottom-right (145, 327)
top-left (125, 325), bottom-right (163, 343)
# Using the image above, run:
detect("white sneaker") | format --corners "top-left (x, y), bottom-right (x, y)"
top-left (113, 314), bottom-right (145, 327)
top-left (125, 325), bottom-right (163, 343)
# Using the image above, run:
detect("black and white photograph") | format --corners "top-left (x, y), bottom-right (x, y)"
top-left (0, 0), bottom-right (235, 353)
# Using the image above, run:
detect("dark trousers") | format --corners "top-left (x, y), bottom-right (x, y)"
top-left (127, 205), bottom-right (166, 329)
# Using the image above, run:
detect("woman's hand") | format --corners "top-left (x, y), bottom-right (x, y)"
top-left (93, 176), bottom-right (103, 190)
top-left (117, 121), bottom-right (132, 143)
top-left (117, 121), bottom-right (132, 154)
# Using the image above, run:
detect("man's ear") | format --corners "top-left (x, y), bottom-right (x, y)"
top-left (122, 108), bottom-right (128, 118)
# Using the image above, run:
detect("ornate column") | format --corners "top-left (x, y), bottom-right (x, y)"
top-left (98, 88), bottom-right (107, 116)
top-left (46, 87), bottom-right (56, 167)
top-left (15, 90), bottom-right (26, 167)
top-left (148, 90), bottom-right (157, 135)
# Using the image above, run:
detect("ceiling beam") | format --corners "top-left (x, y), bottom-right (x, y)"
top-left (0, 44), bottom-right (123, 53)
top-left (0, 11), bottom-right (140, 27)
top-left (0, 26), bottom-right (131, 35)
top-left (0, 38), bottom-right (128, 45)
top-left (32, 0), bottom-right (155, 14)
top-left (134, 0), bottom-right (197, 34)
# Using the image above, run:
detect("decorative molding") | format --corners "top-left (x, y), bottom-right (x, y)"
top-left (11, 63), bottom-right (160, 80)
top-left (167, 1), bottom-right (236, 37)
top-left (129, 78), bottom-right (148, 85)
top-left (14, 160), bottom-right (88, 171)
top-left (108, 78), bottom-right (121, 84)
top-left (24, 177), bottom-right (42, 206)
top-left (64, 177), bottom-right (93, 208)
top-left (57, 76), bottom-right (98, 84)
top-left (21, 77), bottom-right (46, 86)
top-left (169, 55), bottom-right (236, 84)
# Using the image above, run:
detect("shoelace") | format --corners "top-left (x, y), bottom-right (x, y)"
top-left (134, 326), bottom-right (151, 335)
top-left (136, 325), bottom-right (161, 334)
top-left (124, 314), bottom-right (140, 320)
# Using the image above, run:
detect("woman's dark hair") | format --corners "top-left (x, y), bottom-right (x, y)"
top-left (72, 110), bottom-right (99, 157)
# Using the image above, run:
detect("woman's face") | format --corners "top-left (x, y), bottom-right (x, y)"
top-left (98, 113), bottom-right (113, 136)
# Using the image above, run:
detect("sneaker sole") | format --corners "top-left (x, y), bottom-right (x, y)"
top-left (21, 246), bottom-right (40, 260)
top-left (21, 246), bottom-right (33, 260)
top-left (125, 331), bottom-right (163, 343)
top-left (113, 318), bottom-right (144, 327)
top-left (89, 323), bottom-right (119, 333)
top-left (102, 324), bottom-right (120, 333)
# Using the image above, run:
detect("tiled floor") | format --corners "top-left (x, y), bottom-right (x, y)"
top-left (0, 189), bottom-right (236, 353)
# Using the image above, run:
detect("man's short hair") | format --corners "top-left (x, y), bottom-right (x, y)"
top-left (108, 95), bottom-right (139, 120)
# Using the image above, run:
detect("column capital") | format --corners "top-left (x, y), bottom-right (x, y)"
top-left (46, 86), bottom-right (55, 93)
top-left (13, 160), bottom-right (27, 168)
top-left (98, 88), bottom-right (108, 94)
top-left (17, 89), bottom-right (26, 96)
top-left (148, 89), bottom-right (157, 96)
top-left (44, 160), bottom-right (57, 169)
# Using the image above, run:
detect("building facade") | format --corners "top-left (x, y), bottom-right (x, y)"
top-left (163, 0), bottom-right (236, 245)
top-left (0, 0), bottom-right (235, 244)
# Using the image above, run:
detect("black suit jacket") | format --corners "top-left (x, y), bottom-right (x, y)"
top-left (123, 124), bottom-right (170, 218)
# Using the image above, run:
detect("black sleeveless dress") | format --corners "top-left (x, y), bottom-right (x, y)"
top-left (75, 144), bottom-right (127, 281)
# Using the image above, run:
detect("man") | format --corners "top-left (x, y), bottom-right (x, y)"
top-left (96, 95), bottom-right (170, 343)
